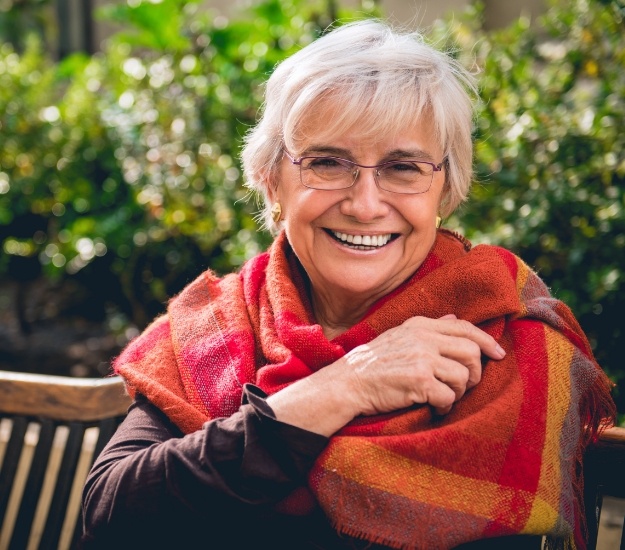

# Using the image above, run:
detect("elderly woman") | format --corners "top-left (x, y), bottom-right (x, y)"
top-left (81, 20), bottom-right (614, 550)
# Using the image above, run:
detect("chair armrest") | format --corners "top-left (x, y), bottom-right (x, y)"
top-left (0, 371), bottom-right (131, 422)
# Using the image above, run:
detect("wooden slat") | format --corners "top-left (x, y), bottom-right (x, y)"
top-left (40, 422), bottom-right (87, 550)
top-left (9, 420), bottom-right (55, 550)
top-left (0, 417), bottom-right (28, 529)
top-left (0, 372), bottom-right (131, 422)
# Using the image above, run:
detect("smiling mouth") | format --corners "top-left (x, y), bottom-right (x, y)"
top-left (326, 229), bottom-right (397, 250)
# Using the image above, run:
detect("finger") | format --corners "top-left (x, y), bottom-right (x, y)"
top-left (438, 313), bottom-right (457, 320)
top-left (418, 379), bottom-right (456, 413)
top-left (432, 357), bottom-right (472, 401)
top-left (435, 318), bottom-right (506, 361)
top-left (433, 404), bottom-right (453, 416)
top-left (435, 335), bottom-right (483, 388)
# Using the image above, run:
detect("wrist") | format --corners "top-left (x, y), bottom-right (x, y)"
top-left (266, 358), bottom-right (360, 437)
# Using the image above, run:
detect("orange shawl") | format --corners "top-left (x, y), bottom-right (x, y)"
top-left (114, 230), bottom-right (615, 549)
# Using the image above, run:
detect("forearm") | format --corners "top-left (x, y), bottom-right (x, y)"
top-left (267, 355), bottom-right (361, 437)
top-left (81, 385), bottom-right (328, 545)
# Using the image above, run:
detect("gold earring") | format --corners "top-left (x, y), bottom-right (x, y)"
top-left (436, 216), bottom-right (442, 229)
top-left (271, 202), bottom-right (282, 223)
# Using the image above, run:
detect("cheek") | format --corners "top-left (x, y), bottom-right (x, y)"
top-left (281, 190), bottom-right (306, 220)
top-left (405, 197), bottom-right (440, 227)
top-left (418, 193), bottom-right (444, 225)
top-left (283, 187), bottom-right (335, 220)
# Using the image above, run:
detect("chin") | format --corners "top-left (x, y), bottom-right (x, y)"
top-left (333, 276), bottom-right (392, 298)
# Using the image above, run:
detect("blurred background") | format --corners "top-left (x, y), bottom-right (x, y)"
top-left (0, 0), bottom-right (623, 422)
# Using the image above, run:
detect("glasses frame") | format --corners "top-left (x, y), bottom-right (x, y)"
top-left (283, 149), bottom-right (446, 195)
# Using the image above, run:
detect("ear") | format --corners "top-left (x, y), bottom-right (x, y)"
top-left (261, 169), bottom-right (279, 203)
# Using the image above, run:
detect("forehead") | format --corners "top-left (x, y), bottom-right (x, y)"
top-left (284, 94), bottom-right (442, 153)
top-left (286, 99), bottom-right (441, 159)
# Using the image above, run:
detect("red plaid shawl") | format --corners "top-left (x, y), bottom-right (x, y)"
top-left (114, 230), bottom-right (615, 549)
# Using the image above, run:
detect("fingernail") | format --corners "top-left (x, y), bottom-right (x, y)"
top-left (495, 344), bottom-right (506, 358)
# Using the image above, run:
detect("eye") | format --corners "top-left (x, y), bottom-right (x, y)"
top-left (306, 157), bottom-right (345, 169)
top-left (386, 161), bottom-right (425, 174)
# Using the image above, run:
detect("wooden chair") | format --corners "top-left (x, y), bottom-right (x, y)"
top-left (0, 371), bottom-right (131, 550)
top-left (584, 425), bottom-right (625, 550)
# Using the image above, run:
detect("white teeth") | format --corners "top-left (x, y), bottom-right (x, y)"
top-left (332, 231), bottom-right (392, 248)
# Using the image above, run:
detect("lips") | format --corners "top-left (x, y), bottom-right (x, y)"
top-left (328, 230), bottom-right (394, 248)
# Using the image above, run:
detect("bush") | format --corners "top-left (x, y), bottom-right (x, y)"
top-left (441, 0), bottom-right (625, 416)
top-left (0, 0), bottom-right (379, 330)
top-left (1, 0), bottom-right (623, 419)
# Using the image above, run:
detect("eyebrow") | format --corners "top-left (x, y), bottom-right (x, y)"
top-left (303, 145), bottom-right (437, 163)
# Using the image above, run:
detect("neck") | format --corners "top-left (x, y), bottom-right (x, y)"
top-left (311, 288), bottom-right (380, 340)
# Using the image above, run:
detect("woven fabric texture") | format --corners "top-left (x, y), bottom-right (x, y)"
top-left (114, 229), bottom-right (615, 550)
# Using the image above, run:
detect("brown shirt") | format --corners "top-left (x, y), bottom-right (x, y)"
top-left (80, 384), bottom-right (541, 550)
top-left (80, 384), bottom-right (344, 548)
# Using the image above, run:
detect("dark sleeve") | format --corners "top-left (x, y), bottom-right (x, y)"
top-left (80, 383), bottom-right (328, 548)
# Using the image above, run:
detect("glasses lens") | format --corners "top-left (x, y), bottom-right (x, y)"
top-left (378, 161), bottom-right (433, 194)
top-left (300, 157), bottom-right (355, 190)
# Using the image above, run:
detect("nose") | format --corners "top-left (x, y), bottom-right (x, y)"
top-left (339, 167), bottom-right (389, 221)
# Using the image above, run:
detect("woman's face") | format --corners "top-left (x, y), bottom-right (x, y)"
top-left (275, 115), bottom-right (446, 309)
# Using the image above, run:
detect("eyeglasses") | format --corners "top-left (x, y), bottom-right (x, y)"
top-left (283, 150), bottom-right (446, 195)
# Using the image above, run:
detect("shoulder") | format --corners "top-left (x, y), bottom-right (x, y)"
top-left (436, 228), bottom-right (522, 268)
top-left (436, 229), bottom-right (550, 293)
top-left (168, 249), bottom-right (272, 307)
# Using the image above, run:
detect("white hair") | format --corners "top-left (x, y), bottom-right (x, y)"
top-left (241, 19), bottom-right (478, 233)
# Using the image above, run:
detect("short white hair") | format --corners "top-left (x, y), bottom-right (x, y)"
top-left (241, 19), bottom-right (478, 233)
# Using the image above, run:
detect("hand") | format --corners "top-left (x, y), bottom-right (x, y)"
top-left (343, 314), bottom-right (505, 416)
top-left (267, 315), bottom-right (505, 436)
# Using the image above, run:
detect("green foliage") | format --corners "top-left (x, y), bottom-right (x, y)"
top-left (0, 0), bottom-right (379, 327)
top-left (1, 0), bottom-right (623, 416)
top-left (0, 0), bottom-right (52, 52)
top-left (441, 0), bottom-right (625, 414)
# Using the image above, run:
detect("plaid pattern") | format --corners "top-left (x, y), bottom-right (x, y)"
top-left (114, 230), bottom-right (615, 549)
